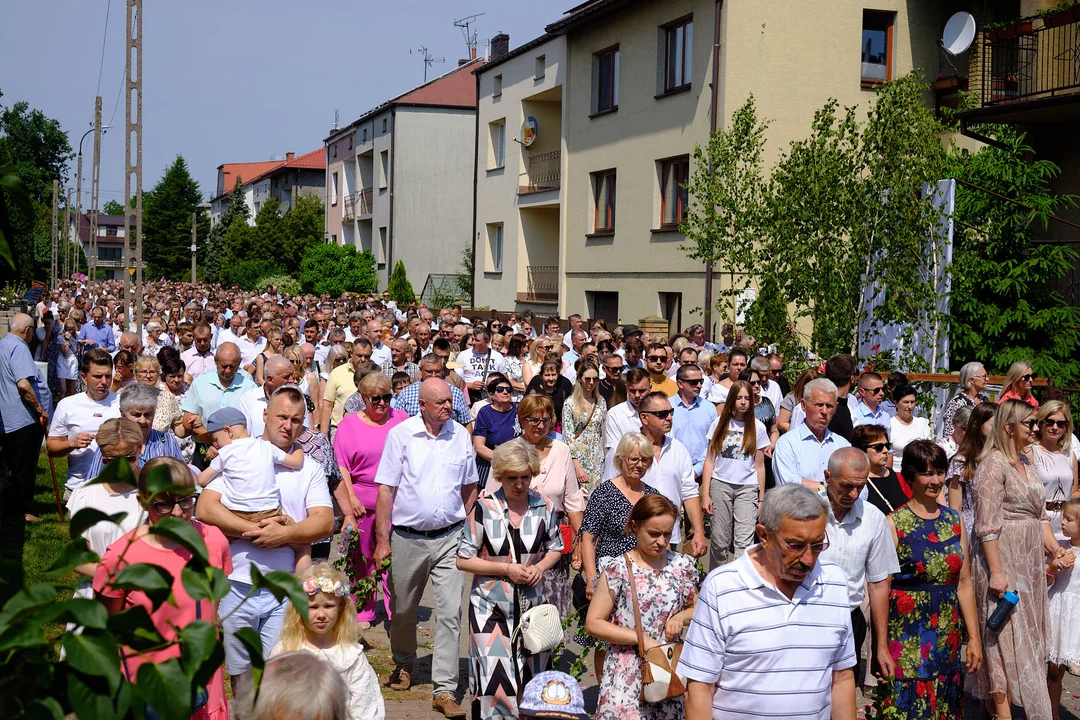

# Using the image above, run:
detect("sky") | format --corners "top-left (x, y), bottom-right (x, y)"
top-left (0, 0), bottom-right (567, 205)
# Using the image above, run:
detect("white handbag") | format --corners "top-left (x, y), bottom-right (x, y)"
top-left (501, 497), bottom-right (562, 655)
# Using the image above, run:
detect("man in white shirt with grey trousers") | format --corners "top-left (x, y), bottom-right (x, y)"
top-left (374, 378), bottom-right (478, 719)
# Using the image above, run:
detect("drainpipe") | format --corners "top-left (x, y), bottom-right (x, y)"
top-left (704, 0), bottom-right (724, 343)
top-left (387, 107), bottom-right (397, 290)
top-left (323, 139), bottom-right (330, 243)
top-left (470, 70), bottom-right (481, 308)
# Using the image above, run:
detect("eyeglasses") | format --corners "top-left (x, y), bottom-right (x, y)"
top-left (646, 355), bottom-right (666, 363)
top-left (681, 378), bottom-right (704, 386)
top-left (605, 365), bottom-right (625, 374)
top-left (641, 409), bottom-right (674, 420)
top-left (580, 376), bottom-right (599, 383)
top-left (863, 386), bottom-right (885, 395)
top-left (1022, 374), bottom-right (1034, 381)
top-left (102, 454), bottom-right (139, 465)
top-left (1041, 418), bottom-right (1069, 429)
top-left (151, 495), bottom-right (197, 514)
top-left (865, 442), bottom-right (892, 452)
top-left (491, 385), bottom-right (512, 394)
top-left (775, 534), bottom-right (830, 555)
top-left (748, 380), bottom-right (761, 387)
top-left (524, 416), bottom-right (552, 426)
top-left (1019, 419), bottom-right (1039, 430)
top-left (366, 393), bottom-right (393, 405)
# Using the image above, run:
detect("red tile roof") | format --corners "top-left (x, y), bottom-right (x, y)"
top-left (394, 59), bottom-right (482, 108)
top-left (218, 160), bottom-right (285, 198)
top-left (284, 148), bottom-right (326, 170)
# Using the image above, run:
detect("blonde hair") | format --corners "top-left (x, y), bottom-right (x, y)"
top-left (1002, 360), bottom-right (1033, 398)
top-left (1038, 400), bottom-right (1074, 453)
top-left (981, 399), bottom-right (1035, 465)
top-left (276, 563), bottom-right (358, 653)
top-left (613, 432), bottom-right (655, 476)
top-left (357, 371), bottom-right (391, 397)
top-left (96, 417), bottom-right (144, 457)
top-left (282, 345), bottom-right (306, 381)
top-left (134, 355), bottom-right (160, 376)
top-left (570, 358), bottom-right (600, 419)
top-left (137, 456), bottom-right (196, 501)
top-left (492, 437), bottom-right (540, 481)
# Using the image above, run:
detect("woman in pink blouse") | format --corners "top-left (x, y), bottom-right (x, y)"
top-left (333, 372), bottom-right (408, 626)
top-left (517, 393), bottom-right (585, 623)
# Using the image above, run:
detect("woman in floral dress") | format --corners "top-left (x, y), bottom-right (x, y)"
top-left (585, 494), bottom-right (698, 720)
top-left (457, 439), bottom-right (563, 719)
top-left (563, 359), bottom-right (606, 494)
top-left (885, 440), bottom-right (982, 719)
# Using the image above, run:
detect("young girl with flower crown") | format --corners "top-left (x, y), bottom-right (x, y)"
top-left (270, 564), bottom-right (385, 720)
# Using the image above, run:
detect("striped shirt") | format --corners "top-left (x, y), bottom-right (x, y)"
top-left (677, 547), bottom-right (855, 719)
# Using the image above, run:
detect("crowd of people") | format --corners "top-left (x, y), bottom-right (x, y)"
top-left (1, 277), bottom-right (1079, 720)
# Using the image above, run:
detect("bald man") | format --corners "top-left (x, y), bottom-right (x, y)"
top-left (115, 331), bottom-right (142, 359)
top-left (364, 319), bottom-right (392, 367)
top-left (182, 342), bottom-right (258, 469)
top-left (1, 314), bottom-right (52, 520)
top-left (236, 355), bottom-right (307, 438)
top-left (373, 378), bottom-right (477, 714)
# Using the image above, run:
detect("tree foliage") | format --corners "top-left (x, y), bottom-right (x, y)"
top-left (280, 194), bottom-right (323, 270)
top-left (456, 246), bottom-right (474, 304)
top-left (385, 260), bottom-right (415, 305)
top-left (948, 124), bottom-right (1080, 384)
top-left (203, 179), bottom-right (247, 285)
top-left (297, 242), bottom-right (376, 296)
top-left (741, 276), bottom-right (800, 360)
top-left (142, 156), bottom-right (207, 280)
top-left (255, 273), bottom-right (301, 296)
top-left (102, 200), bottom-right (125, 215)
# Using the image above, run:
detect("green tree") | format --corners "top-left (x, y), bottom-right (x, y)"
top-left (455, 246), bottom-right (474, 303)
top-left (948, 124), bottom-right (1080, 384)
top-left (203, 179), bottom-right (248, 284)
top-left (142, 156), bottom-right (206, 279)
top-left (280, 193), bottom-right (324, 270)
top-left (298, 243), bottom-right (376, 296)
top-left (251, 197), bottom-right (285, 263)
top-left (741, 276), bottom-right (800, 359)
top-left (221, 258), bottom-right (277, 290)
top-left (102, 199), bottom-right (125, 215)
top-left (385, 259), bottom-right (415, 304)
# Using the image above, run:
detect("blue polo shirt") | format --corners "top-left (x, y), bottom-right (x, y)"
top-left (670, 392), bottom-right (716, 476)
top-left (181, 370), bottom-right (257, 425)
top-left (851, 398), bottom-right (890, 430)
top-left (78, 320), bottom-right (116, 351)
top-left (0, 333), bottom-right (52, 433)
top-left (772, 423), bottom-right (850, 486)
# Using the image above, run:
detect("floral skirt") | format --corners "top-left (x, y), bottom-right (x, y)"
top-left (886, 671), bottom-right (963, 720)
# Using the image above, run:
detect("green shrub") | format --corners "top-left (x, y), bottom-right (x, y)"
top-left (220, 258), bottom-right (278, 290)
top-left (385, 260), bottom-right (415, 305)
top-left (298, 243), bottom-right (376, 296)
top-left (255, 274), bottom-right (301, 296)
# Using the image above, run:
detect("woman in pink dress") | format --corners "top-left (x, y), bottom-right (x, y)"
top-left (93, 456), bottom-right (232, 720)
top-left (333, 372), bottom-right (408, 626)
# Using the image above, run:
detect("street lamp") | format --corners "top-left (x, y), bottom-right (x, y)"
top-left (190, 241), bottom-right (198, 286)
top-left (74, 123), bottom-right (109, 277)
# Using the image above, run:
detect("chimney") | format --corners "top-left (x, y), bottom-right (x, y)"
top-left (285, 152), bottom-right (295, 161)
top-left (491, 33), bottom-right (509, 62)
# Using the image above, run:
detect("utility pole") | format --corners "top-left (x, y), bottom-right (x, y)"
top-left (190, 212), bottom-right (197, 285)
top-left (89, 96), bottom-right (102, 282)
top-left (62, 188), bottom-right (71, 279)
top-left (124, 0), bottom-right (144, 334)
top-left (50, 180), bottom-right (58, 287)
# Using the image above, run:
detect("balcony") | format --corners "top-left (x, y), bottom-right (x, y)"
top-left (518, 264), bottom-right (559, 304)
top-left (976, 11), bottom-right (1080, 112)
top-left (519, 150), bottom-right (561, 195)
top-left (342, 188), bottom-right (373, 221)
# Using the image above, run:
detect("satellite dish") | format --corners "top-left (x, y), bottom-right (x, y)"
top-left (942, 12), bottom-right (976, 55)
top-left (521, 116), bottom-right (538, 147)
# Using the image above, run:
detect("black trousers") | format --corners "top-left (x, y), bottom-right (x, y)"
top-left (851, 606), bottom-right (868, 684)
top-left (0, 422), bottom-right (46, 517)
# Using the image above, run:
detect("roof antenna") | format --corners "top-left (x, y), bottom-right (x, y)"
top-left (334, 109), bottom-right (339, 130)
top-left (454, 13), bottom-right (485, 61)
top-left (410, 46), bottom-right (445, 83)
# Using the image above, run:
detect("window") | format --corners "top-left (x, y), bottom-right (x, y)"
top-left (664, 19), bottom-right (693, 92)
top-left (378, 226), bottom-right (388, 266)
top-left (379, 151), bottom-right (389, 189)
top-left (535, 55), bottom-right (546, 81)
top-left (591, 170), bottom-right (616, 234)
top-left (105, 226), bottom-right (118, 237)
top-left (489, 120), bottom-right (506, 170)
top-left (331, 172), bottom-right (339, 206)
top-left (363, 128), bottom-right (367, 142)
top-left (332, 146), bottom-right (337, 159)
top-left (586, 291), bottom-right (619, 326)
top-left (659, 156), bottom-right (689, 227)
top-left (593, 47), bottom-right (619, 115)
top-left (331, 234), bottom-right (337, 245)
top-left (861, 10), bottom-right (894, 87)
top-left (382, 118), bottom-right (387, 133)
top-left (493, 74), bottom-right (503, 98)
top-left (486, 223), bottom-right (504, 272)
top-left (347, 137), bottom-right (352, 150)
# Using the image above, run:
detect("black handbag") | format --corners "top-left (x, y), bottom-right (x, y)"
top-left (571, 572), bottom-right (589, 613)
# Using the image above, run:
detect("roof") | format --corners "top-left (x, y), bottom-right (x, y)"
top-left (213, 149), bottom-right (326, 200)
top-left (545, 0), bottom-right (628, 33)
top-left (243, 148), bottom-right (326, 186)
top-left (472, 33), bottom-right (558, 75)
top-left (74, 213), bottom-right (125, 243)
top-left (327, 59), bottom-right (483, 142)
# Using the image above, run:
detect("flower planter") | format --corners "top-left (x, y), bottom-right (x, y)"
top-left (1015, 20), bottom-right (1034, 34)
top-left (1044, 8), bottom-right (1079, 27)
top-left (933, 77), bottom-right (963, 90)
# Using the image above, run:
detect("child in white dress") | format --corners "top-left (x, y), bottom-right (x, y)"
top-left (1046, 497), bottom-right (1080, 717)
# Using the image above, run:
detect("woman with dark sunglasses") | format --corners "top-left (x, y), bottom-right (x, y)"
top-left (472, 373), bottom-right (519, 490)
top-left (850, 424), bottom-right (911, 516)
top-left (332, 371), bottom-right (408, 627)
top-left (997, 360), bottom-right (1039, 409)
top-left (1033, 400), bottom-right (1078, 538)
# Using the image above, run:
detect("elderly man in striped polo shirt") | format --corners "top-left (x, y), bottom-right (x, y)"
top-left (680, 484), bottom-right (857, 720)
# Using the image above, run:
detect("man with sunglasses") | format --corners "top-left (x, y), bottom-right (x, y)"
top-left (819, 447), bottom-right (900, 686)
top-left (681, 485), bottom-right (857, 720)
top-left (644, 342), bottom-right (678, 395)
top-left (598, 354), bottom-right (625, 406)
top-left (671, 363), bottom-right (718, 479)
top-left (851, 371), bottom-right (890, 429)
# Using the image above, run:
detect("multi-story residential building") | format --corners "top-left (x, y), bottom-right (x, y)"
top-left (473, 0), bottom-right (979, 333)
top-left (209, 149), bottom-right (325, 227)
top-left (472, 33), bottom-right (566, 314)
top-left (325, 59), bottom-right (481, 290)
top-left (72, 213), bottom-right (127, 280)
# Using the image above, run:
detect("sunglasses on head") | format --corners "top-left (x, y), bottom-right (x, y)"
top-left (641, 409), bottom-right (674, 420)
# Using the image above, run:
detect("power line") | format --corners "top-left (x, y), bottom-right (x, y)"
top-left (96, 0), bottom-right (113, 96)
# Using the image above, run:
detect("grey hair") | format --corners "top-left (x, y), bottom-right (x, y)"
top-left (8, 313), bottom-right (33, 333)
top-left (119, 382), bottom-right (160, 413)
top-left (348, 310), bottom-right (364, 322)
top-left (826, 447), bottom-right (870, 477)
top-left (750, 355), bottom-right (771, 373)
top-left (251, 651), bottom-right (348, 720)
top-left (803, 377), bottom-right (838, 402)
top-left (958, 361), bottom-right (984, 391)
top-left (759, 485), bottom-right (830, 534)
top-left (613, 432), bottom-right (655, 476)
top-left (952, 404), bottom-right (973, 432)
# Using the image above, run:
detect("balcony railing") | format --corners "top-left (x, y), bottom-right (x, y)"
top-left (519, 150), bottom-right (561, 195)
top-left (980, 11), bottom-right (1080, 107)
top-left (523, 264), bottom-right (558, 302)
top-left (342, 188), bottom-right (374, 221)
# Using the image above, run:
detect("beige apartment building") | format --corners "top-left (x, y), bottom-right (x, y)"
top-left (326, 60), bottom-right (480, 290)
top-left (473, 0), bottom-right (977, 333)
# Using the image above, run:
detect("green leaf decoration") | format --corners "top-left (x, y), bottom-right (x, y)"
top-left (178, 620), bottom-right (218, 680)
top-left (148, 517), bottom-right (210, 567)
top-left (62, 630), bottom-right (122, 694)
top-left (81, 455), bottom-right (137, 490)
top-left (135, 658), bottom-right (193, 720)
top-left (0, 584), bottom-right (57, 626)
top-left (139, 463), bottom-right (189, 503)
top-left (66, 671), bottom-right (117, 720)
top-left (46, 539), bottom-right (99, 575)
top-left (107, 606), bottom-right (165, 652)
top-left (249, 565), bottom-right (308, 622)
top-left (39, 598), bottom-right (109, 630)
top-left (112, 563), bottom-right (175, 611)
top-left (0, 619), bottom-right (47, 653)
top-left (68, 507), bottom-right (129, 540)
